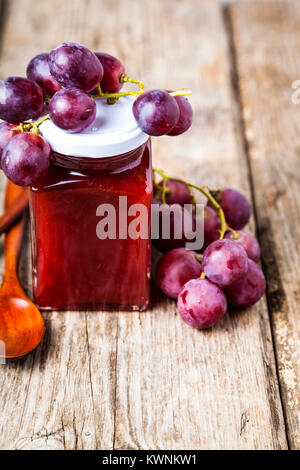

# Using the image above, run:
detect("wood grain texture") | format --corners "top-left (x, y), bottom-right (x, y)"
top-left (229, 1), bottom-right (300, 449)
top-left (0, 0), bottom-right (289, 450)
top-left (113, 0), bottom-right (286, 450)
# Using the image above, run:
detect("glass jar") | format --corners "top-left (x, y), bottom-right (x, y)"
top-left (30, 96), bottom-right (152, 311)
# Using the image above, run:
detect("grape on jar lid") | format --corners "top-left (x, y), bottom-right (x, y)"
top-left (167, 95), bottom-right (193, 136)
top-left (27, 53), bottom-right (61, 98)
top-left (0, 122), bottom-right (20, 161)
top-left (48, 42), bottom-right (104, 93)
top-left (0, 77), bottom-right (44, 123)
top-left (2, 133), bottom-right (50, 187)
top-left (94, 52), bottom-right (125, 94)
top-left (49, 87), bottom-right (96, 133)
top-left (133, 90), bottom-right (180, 136)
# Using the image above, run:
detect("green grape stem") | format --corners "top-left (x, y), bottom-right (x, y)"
top-left (152, 167), bottom-right (228, 240)
top-left (120, 74), bottom-right (145, 92)
top-left (16, 114), bottom-right (50, 134)
top-left (227, 227), bottom-right (240, 239)
top-left (92, 76), bottom-right (191, 102)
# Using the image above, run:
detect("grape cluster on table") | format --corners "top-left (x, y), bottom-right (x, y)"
top-left (154, 183), bottom-right (266, 329)
top-left (0, 42), bottom-right (193, 187)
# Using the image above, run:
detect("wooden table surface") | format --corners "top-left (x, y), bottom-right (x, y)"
top-left (0, 0), bottom-right (299, 450)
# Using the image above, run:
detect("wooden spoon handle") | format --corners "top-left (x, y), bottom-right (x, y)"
top-left (3, 182), bottom-right (26, 284)
top-left (0, 186), bottom-right (28, 235)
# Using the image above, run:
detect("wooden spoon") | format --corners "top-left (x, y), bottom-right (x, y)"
top-left (0, 181), bottom-right (45, 360)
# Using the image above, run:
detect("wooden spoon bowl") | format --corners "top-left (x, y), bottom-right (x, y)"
top-left (0, 182), bottom-right (45, 360)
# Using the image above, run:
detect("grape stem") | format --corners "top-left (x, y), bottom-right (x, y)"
top-left (152, 167), bottom-right (228, 240)
top-left (16, 114), bottom-right (50, 134)
top-left (92, 76), bottom-right (191, 103)
top-left (120, 74), bottom-right (145, 92)
top-left (92, 81), bottom-right (142, 101)
top-left (15, 75), bottom-right (192, 134)
top-left (170, 88), bottom-right (192, 98)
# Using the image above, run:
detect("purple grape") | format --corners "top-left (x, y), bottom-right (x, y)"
top-left (208, 188), bottom-right (250, 230)
top-left (157, 180), bottom-right (193, 205)
top-left (133, 90), bottom-right (180, 136)
top-left (224, 259), bottom-right (266, 307)
top-left (0, 77), bottom-right (44, 123)
top-left (48, 42), bottom-right (103, 93)
top-left (0, 122), bottom-right (20, 163)
top-left (155, 248), bottom-right (202, 299)
top-left (27, 53), bottom-right (61, 98)
top-left (178, 279), bottom-right (227, 329)
top-left (49, 87), bottom-right (96, 133)
top-left (202, 206), bottom-right (221, 250)
top-left (2, 133), bottom-right (50, 187)
top-left (225, 230), bottom-right (260, 263)
top-left (94, 52), bottom-right (125, 93)
top-left (203, 239), bottom-right (248, 286)
top-left (167, 95), bottom-right (193, 136)
top-left (152, 201), bottom-right (195, 252)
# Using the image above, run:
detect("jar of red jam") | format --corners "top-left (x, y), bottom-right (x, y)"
top-left (30, 96), bottom-right (152, 311)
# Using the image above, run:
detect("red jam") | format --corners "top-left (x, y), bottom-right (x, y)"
top-left (30, 140), bottom-right (152, 311)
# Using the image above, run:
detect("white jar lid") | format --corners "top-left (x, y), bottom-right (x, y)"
top-left (40, 95), bottom-right (148, 158)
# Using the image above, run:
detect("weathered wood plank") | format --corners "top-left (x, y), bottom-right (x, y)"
top-left (0, 0), bottom-right (288, 450)
top-left (112, 0), bottom-right (287, 450)
top-left (229, 1), bottom-right (300, 449)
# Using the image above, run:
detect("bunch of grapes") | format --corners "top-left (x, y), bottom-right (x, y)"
top-left (0, 40), bottom-right (266, 330)
top-left (133, 90), bottom-right (193, 137)
top-left (0, 42), bottom-right (193, 187)
top-left (154, 176), bottom-right (266, 329)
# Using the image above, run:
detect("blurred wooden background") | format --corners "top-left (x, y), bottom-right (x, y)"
top-left (0, 0), bottom-right (299, 450)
